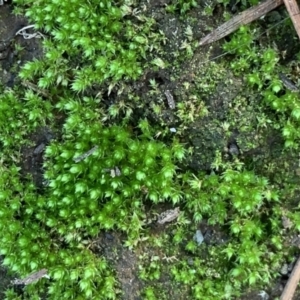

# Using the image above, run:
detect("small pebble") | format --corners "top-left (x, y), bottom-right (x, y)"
top-left (193, 230), bottom-right (204, 246)
top-left (33, 143), bottom-right (46, 155)
top-left (164, 90), bottom-right (175, 109)
top-left (280, 263), bottom-right (288, 275)
top-left (228, 143), bottom-right (239, 156)
top-left (279, 73), bottom-right (299, 92)
top-left (105, 233), bottom-right (114, 240)
top-left (258, 290), bottom-right (269, 300)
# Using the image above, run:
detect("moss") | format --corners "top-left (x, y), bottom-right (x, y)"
top-left (1, 0), bottom-right (300, 299)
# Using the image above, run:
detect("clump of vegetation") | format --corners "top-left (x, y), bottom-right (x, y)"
top-left (166, 0), bottom-right (198, 14)
top-left (14, 0), bottom-right (165, 91)
top-left (1, 0), bottom-right (300, 299)
top-left (223, 25), bottom-right (300, 149)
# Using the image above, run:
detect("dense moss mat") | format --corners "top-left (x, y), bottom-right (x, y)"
top-left (1, 0), bottom-right (300, 299)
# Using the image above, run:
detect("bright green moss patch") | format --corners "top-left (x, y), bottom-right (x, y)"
top-left (1, 0), bottom-right (300, 299)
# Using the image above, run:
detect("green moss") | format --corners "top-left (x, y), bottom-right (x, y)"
top-left (1, 0), bottom-right (300, 299)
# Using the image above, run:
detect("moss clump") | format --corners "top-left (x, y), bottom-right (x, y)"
top-left (1, 1), bottom-right (300, 299)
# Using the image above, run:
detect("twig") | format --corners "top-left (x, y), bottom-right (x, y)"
top-left (11, 269), bottom-right (49, 286)
top-left (164, 90), bottom-right (176, 109)
top-left (73, 146), bottom-right (98, 163)
top-left (157, 207), bottom-right (180, 225)
top-left (280, 255), bottom-right (300, 300)
top-left (199, 0), bottom-right (283, 46)
top-left (21, 80), bottom-right (51, 98)
top-left (15, 25), bottom-right (45, 40)
top-left (279, 73), bottom-right (299, 92)
top-left (282, 0), bottom-right (300, 40)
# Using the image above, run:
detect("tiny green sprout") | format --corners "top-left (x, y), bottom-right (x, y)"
top-left (138, 119), bottom-right (151, 136)
top-left (144, 287), bottom-right (157, 300)
top-left (185, 239), bottom-right (197, 253)
top-left (180, 40), bottom-right (193, 57)
top-left (149, 78), bottom-right (159, 91)
top-left (151, 57), bottom-right (165, 69)
top-left (14, 43), bottom-right (25, 53)
top-left (203, 4), bottom-right (214, 16)
top-left (184, 25), bottom-right (193, 41)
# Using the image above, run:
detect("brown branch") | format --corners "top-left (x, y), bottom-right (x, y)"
top-left (199, 0), bottom-right (283, 46)
top-left (11, 268), bottom-right (49, 286)
top-left (21, 80), bottom-right (51, 98)
top-left (282, 0), bottom-right (300, 40)
top-left (280, 256), bottom-right (300, 300)
top-left (73, 145), bottom-right (99, 163)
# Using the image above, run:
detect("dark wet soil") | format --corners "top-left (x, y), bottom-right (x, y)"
top-left (0, 4), bottom-right (43, 87)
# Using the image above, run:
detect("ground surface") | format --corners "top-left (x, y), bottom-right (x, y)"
top-left (1, 1), bottom-right (300, 299)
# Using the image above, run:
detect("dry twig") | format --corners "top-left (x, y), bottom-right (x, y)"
top-left (15, 25), bottom-right (45, 39)
top-left (280, 256), bottom-right (300, 300)
top-left (21, 80), bottom-right (51, 98)
top-left (157, 207), bottom-right (180, 224)
top-left (164, 90), bottom-right (176, 109)
top-left (73, 146), bottom-right (98, 163)
top-left (282, 0), bottom-right (300, 40)
top-left (11, 269), bottom-right (49, 286)
top-left (199, 0), bottom-right (283, 46)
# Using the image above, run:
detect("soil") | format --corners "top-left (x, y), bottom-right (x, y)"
top-left (1, 1), bottom-right (300, 300)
